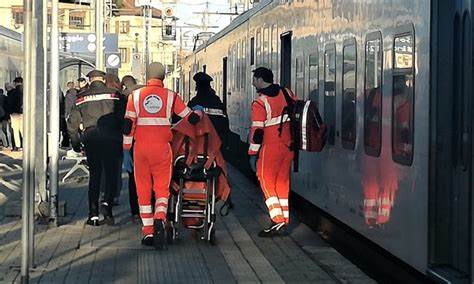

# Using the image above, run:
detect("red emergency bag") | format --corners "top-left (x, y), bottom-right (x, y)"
top-left (280, 88), bottom-right (327, 172)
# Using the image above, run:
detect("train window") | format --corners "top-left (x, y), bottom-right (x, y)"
top-left (324, 44), bottom-right (336, 145)
top-left (295, 56), bottom-right (304, 99)
top-left (250, 37), bottom-right (255, 66)
top-left (256, 29), bottom-right (261, 65)
top-left (392, 30), bottom-right (415, 165)
top-left (308, 52), bottom-right (319, 103)
top-left (263, 27), bottom-right (270, 67)
top-left (241, 39), bottom-right (246, 89)
top-left (342, 39), bottom-right (357, 150)
top-left (364, 32), bottom-right (383, 157)
top-left (236, 41), bottom-right (241, 88)
top-left (271, 24), bottom-right (278, 76)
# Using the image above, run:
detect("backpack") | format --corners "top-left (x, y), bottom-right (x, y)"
top-left (280, 88), bottom-right (327, 172)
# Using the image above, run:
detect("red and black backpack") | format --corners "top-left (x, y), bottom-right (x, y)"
top-left (279, 88), bottom-right (327, 172)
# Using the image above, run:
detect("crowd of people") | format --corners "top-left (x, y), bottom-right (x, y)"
top-left (0, 77), bottom-right (24, 151)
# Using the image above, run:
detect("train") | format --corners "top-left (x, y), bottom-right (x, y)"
top-left (180, 0), bottom-right (474, 282)
top-left (0, 26), bottom-right (22, 88)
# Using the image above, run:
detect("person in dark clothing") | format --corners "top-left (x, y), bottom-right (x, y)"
top-left (188, 72), bottom-right (233, 210)
top-left (120, 75), bottom-right (143, 221)
top-left (65, 81), bottom-right (78, 117)
top-left (8, 77), bottom-right (23, 150)
top-left (0, 88), bottom-right (12, 148)
top-left (77, 77), bottom-right (89, 95)
top-left (188, 72), bottom-right (230, 147)
top-left (67, 70), bottom-right (126, 226)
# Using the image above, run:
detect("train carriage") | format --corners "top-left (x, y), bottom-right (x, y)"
top-left (181, 0), bottom-right (474, 282)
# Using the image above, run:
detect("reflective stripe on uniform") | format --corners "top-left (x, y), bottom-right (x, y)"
top-left (265, 196), bottom-right (280, 208)
top-left (123, 136), bottom-right (133, 144)
top-left (133, 89), bottom-right (141, 116)
top-left (125, 111), bottom-right (137, 118)
top-left (280, 199), bottom-right (288, 206)
top-left (75, 93), bottom-right (119, 105)
top-left (269, 207), bottom-right (283, 219)
top-left (155, 197), bottom-right (168, 204)
top-left (379, 197), bottom-right (392, 206)
top-left (265, 114), bottom-right (290, 126)
top-left (142, 218), bottom-right (154, 226)
top-left (139, 205), bottom-right (152, 214)
top-left (177, 107), bottom-right (191, 118)
top-left (379, 208), bottom-right (390, 216)
top-left (252, 121), bottom-right (265, 127)
top-left (283, 211), bottom-right (289, 218)
top-left (364, 199), bottom-right (377, 207)
top-left (166, 90), bottom-right (173, 118)
top-left (203, 107), bottom-right (225, 116)
top-left (259, 96), bottom-right (272, 123)
top-left (249, 143), bottom-right (261, 152)
top-left (155, 206), bottom-right (167, 213)
top-left (136, 117), bottom-right (171, 126)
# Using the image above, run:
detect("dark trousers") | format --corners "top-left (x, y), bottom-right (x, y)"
top-left (128, 172), bottom-right (139, 216)
top-left (83, 134), bottom-right (121, 217)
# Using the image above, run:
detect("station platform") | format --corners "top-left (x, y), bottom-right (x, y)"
top-left (0, 151), bottom-right (374, 283)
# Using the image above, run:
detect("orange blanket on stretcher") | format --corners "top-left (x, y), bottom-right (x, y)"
top-left (170, 111), bottom-right (231, 201)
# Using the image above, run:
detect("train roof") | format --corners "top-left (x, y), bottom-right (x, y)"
top-left (194, 0), bottom-right (273, 54)
top-left (0, 25), bottom-right (21, 42)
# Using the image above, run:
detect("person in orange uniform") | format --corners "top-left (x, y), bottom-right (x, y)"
top-left (123, 62), bottom-right (195, 248)
top-left (248, 67), bottom-right (295, 237)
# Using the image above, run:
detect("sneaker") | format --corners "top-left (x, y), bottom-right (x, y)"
top-left (86, 216), bottom-right (100, 226)
top-left (141, 235), bottom-right (154, 247)
top-left (100, 202), bottom-right (115, 225)
top-left (258, 222), bottom-right (286, 238)
top-left (153, 219), bottom-right (167, 250)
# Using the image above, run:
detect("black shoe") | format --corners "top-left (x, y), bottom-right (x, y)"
top-left (141, 235), bottom-right (154, 247)
top-left (100, 202), bottom-right (115, 225)
top-left (258, 222), bottom-right (286, 238)
top-left (153, 219), bottom-right (166, 250)
top-left (86, 216), bottom-right (100, 226)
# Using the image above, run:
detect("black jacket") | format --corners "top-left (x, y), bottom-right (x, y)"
top-left (67, 81), bottom-right (126, 151)
top-left (7, 84), bottom-right (23, 114)
top-left (188, 87), bottom-right (230, 145)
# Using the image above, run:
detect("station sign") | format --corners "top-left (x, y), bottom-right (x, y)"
top-left (106, 52), bottom-right (122, 69)
top-left (59, 33), bottom-right (118, 55)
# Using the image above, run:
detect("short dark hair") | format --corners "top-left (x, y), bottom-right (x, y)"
top-left (77, 77), bottom-right (87, 83)
top-left (13, 77), bottom-right (23, 84)
top-left (121, 75), bottom-right (137, 86)
top-left (252, 67), bottom-right (273, 83)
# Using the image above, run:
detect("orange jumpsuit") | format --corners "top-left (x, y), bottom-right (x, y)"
top-left (249, 87), bottom-right (295, 224)
top-left (123, 79), bottom-right (191, 236)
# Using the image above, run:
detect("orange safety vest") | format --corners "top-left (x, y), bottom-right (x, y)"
top-left (123, 79), bottom-right (190, 149)
top-left (248, 88), bottom-right (296, 155)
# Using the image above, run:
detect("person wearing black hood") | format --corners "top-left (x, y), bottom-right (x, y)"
top-left (188, 72), bottom-right (230, 147)
top-left (248, 67), bottom-right (296, 237)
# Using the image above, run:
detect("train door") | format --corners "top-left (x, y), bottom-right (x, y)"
top-left (429, 0), bottom-right (473, 282)
top-left (222, 57), bottom-right (228, 112)
top-left (280, 32), bottom-right (292, 88)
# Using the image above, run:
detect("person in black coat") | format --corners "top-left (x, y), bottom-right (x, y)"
top-left (67, 70), bottom-right (126, 226)
top-left (188, 72), bottom-right (230, 147)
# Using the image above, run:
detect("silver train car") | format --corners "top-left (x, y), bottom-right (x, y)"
top-left (0, 26), bottom-right (22, 87)
top-left (180, 0), bottom-right (474, 282)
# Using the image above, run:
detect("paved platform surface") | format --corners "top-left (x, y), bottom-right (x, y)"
top-left (0, 151), bottom-right (375, 283)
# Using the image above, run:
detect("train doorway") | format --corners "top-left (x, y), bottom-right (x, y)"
top-left (222, 57), bottom-right (228, 112)
top-left (429, 0), bottom-right (473, 282)
top-left (280, 32), bottom-right (292, 88)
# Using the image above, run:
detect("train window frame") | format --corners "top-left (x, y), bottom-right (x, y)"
top-left (392, 24), bottom-right (415, 166)
top-left (341, 37), bottom-right (357, 150)
top-left (256, 29), bottom-right (262, 66)
top-left (364, 31), bottom-right (384, 157)
top-left (241, 39), bottom-right (246, 89)
top-left (250, 37), bottom-right (255, 66)
top-left (271, 24), bottom-right (278, 73)
top-left (324, 43), bottom-right (337, 146)
top-left (308, 51), bottom-right (319, 103)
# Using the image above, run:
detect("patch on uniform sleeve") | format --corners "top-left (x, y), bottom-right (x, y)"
top-left (143, 94), bottom-right (163, 114)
